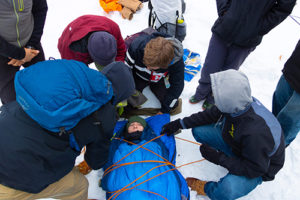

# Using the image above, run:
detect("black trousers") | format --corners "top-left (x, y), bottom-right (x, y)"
top-left (133, 72), bottom-right (167, 104)
top-left (0, 43), bottom-right (45, 105)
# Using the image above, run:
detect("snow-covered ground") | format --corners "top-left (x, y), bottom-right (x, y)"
top-left (41, 0), bottom-right (300, 199)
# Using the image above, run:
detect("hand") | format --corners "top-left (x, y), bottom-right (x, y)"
top-left (7, 58), bottom-right (25, 67)
top-left (200, 144), bottom-right (222, 165)
top-left (160, 119), bottom-right (182, 136)
top-left (23, 48), bottom-right (39, 63)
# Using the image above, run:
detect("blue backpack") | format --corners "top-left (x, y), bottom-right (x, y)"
top-left (15, 59), bottom-right (113, 150)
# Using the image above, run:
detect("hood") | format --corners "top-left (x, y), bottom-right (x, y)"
top-left (166, 37), bottom-right (184, 65)
top-left (101, 62), bottom-right (135, 105)
top-left (14, 59), bottom-right (113, 132)
top-left (210, 69), bottom-right (253, 114)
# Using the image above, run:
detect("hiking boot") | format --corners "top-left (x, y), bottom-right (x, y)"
top-left (202, 100), bottom-right (214, 110)
top-left (189, 95), bottom-right (201, 104)
top-left (186, 177), bottom-right (207, 196)
top-left (75, 160), bottom-right (92, 175)
top-left (170, 98), bottom-right (182, 115)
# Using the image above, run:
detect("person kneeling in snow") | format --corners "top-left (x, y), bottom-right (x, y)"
top-left (125, 32), bottom-right (184, 114)
top-left (161, 69), bottom-right (285, 200)
top-left (0, 60), bottom-right (134, 200)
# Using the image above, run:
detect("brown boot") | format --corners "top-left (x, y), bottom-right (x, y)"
top-left (186, 177), bottom-right (207, 196)
top-left (75, 160), bottom-right (92, 175)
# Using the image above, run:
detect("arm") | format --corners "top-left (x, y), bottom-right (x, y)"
top-left (259, 0), bottom-right (296, 35)
top-left (26, 0), bottom-right (48, 47)
top-left (160, 59), bottom-right (185, 113)
top-left (84, 104), bottom-right (117, 169)
top-left (182, 106), bottom-right (222, 128)
top-left (216, 0), bottom-right (230, 16)
top-left (0, 35), bottom-right (25, 59)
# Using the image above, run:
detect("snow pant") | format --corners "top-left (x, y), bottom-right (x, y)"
top-left (194, 33), bottom-right (255, 103)
top-left (0, 43), bottom-right (45, 105)
top-left (192, 123), bottom-right (263, 200)
top-left (0, 168), bottom-right (88, 200)
top-left (272, 75), bottom-right (300, 146)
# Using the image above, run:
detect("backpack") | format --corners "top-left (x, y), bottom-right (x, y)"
top-left (148, 0), bottom-right (186, 42)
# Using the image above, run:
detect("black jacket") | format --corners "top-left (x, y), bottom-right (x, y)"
top-left (0, 0), bottom-right (48, 59)
top-left (127, 32), bottom-right (184, 113)
top-left (283, 39), bottom-right (300, 94)
top-left (182, 100), bottom-right (285, 181)
top-left (212, 0), bottom-right (296, 47)
top-left (0, 101), bottom-right (117, 193)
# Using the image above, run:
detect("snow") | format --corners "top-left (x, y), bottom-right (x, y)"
top-left (40, 0), bottom-right (300, 199)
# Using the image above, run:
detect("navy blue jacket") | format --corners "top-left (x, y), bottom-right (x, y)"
top-left (127, 32), bottom-right (184, 113)
top-left (0, 0), bottom-right (48, 59)
top-left (182, 99), bottom-right (285, 181)
top-left (212, 0), bottom-right (296, 47)
top-left (0, 101), bottom-right (117, 193)
top-left (283, 39), bottom-right (300, 94)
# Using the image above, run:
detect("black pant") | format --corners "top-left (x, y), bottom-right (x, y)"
top-left (0, 43), bottom-right (45, 104)
top-left (133, 73), bottom-right (167, 104)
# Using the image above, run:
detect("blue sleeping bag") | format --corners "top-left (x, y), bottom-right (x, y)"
top-left (101, 114), bottom-right (189, 200)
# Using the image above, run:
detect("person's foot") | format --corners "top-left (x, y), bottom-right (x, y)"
top-left (186, 177), bottom-right (207, 196)
top-left (202, 100), bottom-right (214, 110)
top-left (189, 95), bottom-right (201, 104)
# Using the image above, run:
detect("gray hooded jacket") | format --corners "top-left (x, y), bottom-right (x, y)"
top-left (211, 69), bottom-right (253, 114)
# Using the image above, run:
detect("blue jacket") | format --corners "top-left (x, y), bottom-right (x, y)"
top-left (0, 60), bottom-right (134, 193)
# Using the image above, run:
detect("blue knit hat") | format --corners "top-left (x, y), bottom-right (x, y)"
top-left (88, 31), bottom-right (117, 66)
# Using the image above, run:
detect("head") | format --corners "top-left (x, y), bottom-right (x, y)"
top-left (143, 37), bottom-right (174, 71)
top-left (210, 69), bottom-right (253, 114)
top-left (124, 116), bottom-right (147, 141)
top-left (101, 62), bottom-right (135, 105)
top-left (88, 31), bottom-right (117, 67)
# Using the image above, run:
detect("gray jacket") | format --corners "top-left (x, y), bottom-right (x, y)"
top-left (0, 0), bottom-right (34, 47)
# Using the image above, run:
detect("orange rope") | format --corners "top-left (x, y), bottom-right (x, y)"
top-left (105, 133), bottom-right (206, 200)
top-left (175, 136), bottom-right (202, 146)
top-left (104, 135), bottom-right (166, 174)
top-left (103, 160), bottom-right (171, 177)
top-left (135, 189), bottom-right (168, 200)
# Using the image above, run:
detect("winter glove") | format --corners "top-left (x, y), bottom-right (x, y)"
top-left (160, 119), bottom-right (182, 136)
top-left (120, 7), bottom-right (133, 20)
top-left (118, 0), bottom-right (143, 12)
top-left (200, 144), bottom-right (222, 165)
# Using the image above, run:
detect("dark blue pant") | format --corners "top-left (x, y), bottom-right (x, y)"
top-left (0, 43), bottom-right (45, 105)
top-left (272, 75), bottom-right (300, 146)
top-left (192, 123), bottom-right (262, 200)
top-left (194, 33), bottom-right (255, 102)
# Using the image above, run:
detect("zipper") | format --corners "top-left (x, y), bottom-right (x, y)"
top-left (12, 0), bottom-right (21, 47)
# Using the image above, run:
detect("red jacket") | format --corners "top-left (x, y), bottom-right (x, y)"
top-left (58, 15), bottom-right (126, 64)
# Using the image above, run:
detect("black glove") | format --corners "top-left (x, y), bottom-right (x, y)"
top-left (200, 144), bottom-right (222, 165)
top-left (160, 119), bottom-right (182, 136)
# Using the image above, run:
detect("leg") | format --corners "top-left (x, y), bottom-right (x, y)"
top-left (0, 168), bottom-right (88, 200)
top-left (272, 75), bottom-right (294, 116)
top-left (0, 56), bottom-right (20, 104)
top-left (194, 33), bottom-right (228, 101)
top-left (205, 173), bottom-right (262, 200)
top-left (192, 123), bottom-right (233, 156)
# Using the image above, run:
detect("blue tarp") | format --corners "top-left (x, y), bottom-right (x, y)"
top-left (183, 49), bottom-right (201, 82)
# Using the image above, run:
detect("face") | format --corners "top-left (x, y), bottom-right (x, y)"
top-left (127, 122), bottom-right (144, 133)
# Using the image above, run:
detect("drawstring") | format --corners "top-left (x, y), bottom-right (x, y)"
top-left (18, 0), bottom-right (24, 11)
